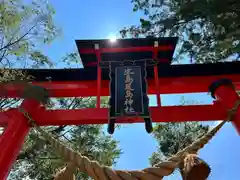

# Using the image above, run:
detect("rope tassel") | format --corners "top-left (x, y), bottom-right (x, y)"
top-left (182, 154), bottom-right (211, 180)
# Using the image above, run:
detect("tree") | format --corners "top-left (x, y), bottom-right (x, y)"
top-left (0, 0), bottom-right (60, 110)
top-left (60, 51), bottom-right (82, 68)
top-left (121, 1), bottom-right (234, 176)
top-left (2, 23), bottom-right (120, 179)
top-left (150, 122), bottom-right (209, 165)
top-left (120, 0), bottom-right (240, 63)
top-left (149, 98), bottom-right (209, 178)
top-left (0, 0), bottom-right (59, 68)
top-left (0, 1), bottom-right (71, 179)
top-left (9, 97), bottom-right (122, 180)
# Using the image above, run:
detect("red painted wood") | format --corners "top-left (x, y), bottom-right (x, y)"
top-left (1, 74), bottom-right (240, 98)
top-left (0, 116), bottom-right (29, 180)
top-left (214, 85), bottom-right (240, 135)
top-left (96, 49), bottom-right (102, 109)
top-left (79, 45), bottom-right (174, 54)
top-left (0, 104), bottom-right (224, 126)
top-left (153, 47), bottom-right (161, 107)
top-left (0, 87), bottom-right (235, 179)
top-left (0, 109), bottom-right (15, 127)
top-left (0, 100), bottom-right (40, 180)
top-left (84, 58), bottom-right (170, 66)
top-left (1, 40), bottom-right (239, 179)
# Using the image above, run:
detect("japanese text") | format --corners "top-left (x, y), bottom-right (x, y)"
top-left (124, 68), bottom-right (135, 114)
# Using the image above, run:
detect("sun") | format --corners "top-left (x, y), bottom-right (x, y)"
top-left (108, 34), bottom-right (117, 43)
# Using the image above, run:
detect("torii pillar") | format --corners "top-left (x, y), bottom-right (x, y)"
top-left (209, 79), bottom-right (240, 134)
top-left (0, 100), bottom-right (41, 180)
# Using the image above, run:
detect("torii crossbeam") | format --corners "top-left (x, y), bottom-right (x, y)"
top-left (0, 37), bottom-right (240, 179)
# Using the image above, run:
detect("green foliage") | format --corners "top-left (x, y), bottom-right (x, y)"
top-left (149, 97), bottom-right (209, 172)
top-left (150, 122), bottom-right (209, 165)
top-left (1, 2), bottom-right (120, 180)
top-left (0, 0), bottom-right (59, 116)
top-left (9, 97), bottom-right (121, 180)
top-left (30, 51), bottom-right (54, 68)
top-left (61, 51), bottom-right (82, 67)
top-left (70, 125), bottom-right (121, 180)
top-left (122, 0), bottom-right (240, 63)
top-left (0, 0), bottom-right (60, 68)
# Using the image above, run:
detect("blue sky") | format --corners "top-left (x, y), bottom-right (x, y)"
top-left (44, 1), bottom-right (240, 179)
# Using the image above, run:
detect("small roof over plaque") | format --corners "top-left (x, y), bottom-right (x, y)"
top-left (75, 37), bottom-right (178, 68)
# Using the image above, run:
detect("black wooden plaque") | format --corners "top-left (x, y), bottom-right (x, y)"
top-left (109, 63), bottom-right (150, 118)
top-left (115, 66), bottom-right (143, 116)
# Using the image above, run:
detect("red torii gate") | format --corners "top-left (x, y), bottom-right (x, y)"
top-left (0, 37), bottom-right (240, 179)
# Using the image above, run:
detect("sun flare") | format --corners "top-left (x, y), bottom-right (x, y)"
top-left (108, 34), bottom-right (117, 43)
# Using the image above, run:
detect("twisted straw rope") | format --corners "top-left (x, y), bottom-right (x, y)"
top-left (54, 163), bottom-right (76, 180)
top-left (19, 107), bottom-right (228, 180)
